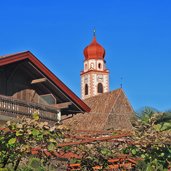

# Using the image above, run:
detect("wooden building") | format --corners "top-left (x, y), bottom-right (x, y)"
top-left (0, 51), bottom-right (90, 123)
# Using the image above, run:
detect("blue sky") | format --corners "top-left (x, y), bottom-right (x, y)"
top-left (0, 0), bottom-right (171, 111)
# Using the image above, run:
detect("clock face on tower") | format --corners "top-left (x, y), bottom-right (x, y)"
top-left (84, 75), bottom-right (88, 83)
top-left (97, 75), bottom-right (103, 82)
top-left (90, 63), bottom-right (94, 69)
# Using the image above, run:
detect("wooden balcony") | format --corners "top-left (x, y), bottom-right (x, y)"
top-left (0, 95), bottom-right (59, 122)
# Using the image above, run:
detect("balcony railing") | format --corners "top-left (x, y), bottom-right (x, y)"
top-left (0, 95), bottom-right (59, 121)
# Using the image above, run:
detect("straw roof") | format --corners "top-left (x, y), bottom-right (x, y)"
top-left (62, 88), bottom-right (134, 130)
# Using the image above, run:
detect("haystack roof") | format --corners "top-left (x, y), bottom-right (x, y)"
top-left (63, 88), bottom-right (134, 130)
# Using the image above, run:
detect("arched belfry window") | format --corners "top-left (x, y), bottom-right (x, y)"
top-left (85, 84), bottom-right (88, 95)
top-left (97, 83), bottom-right (103, 93)
top-left (98, 63), bottom-right (101, 69)
top-left (85, 64), bottom-right (87, 70)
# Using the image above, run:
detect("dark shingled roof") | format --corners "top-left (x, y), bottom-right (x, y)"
top-left (62, 88), bottom-right (134, 130)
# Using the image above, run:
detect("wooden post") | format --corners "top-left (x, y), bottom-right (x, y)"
top-left (57, 110), bottom-right (61, 123)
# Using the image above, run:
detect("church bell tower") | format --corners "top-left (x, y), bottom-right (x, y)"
top-left (81, 31), bottom-right (109, 99)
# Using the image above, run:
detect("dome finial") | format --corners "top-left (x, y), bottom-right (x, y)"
top-left (93, 28), bottom-right (96, 37)
top-left (83, 30), bottom-right (105, 60)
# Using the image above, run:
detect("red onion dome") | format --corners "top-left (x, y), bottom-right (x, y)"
top-left (83, 36), bottom-right (105, 60)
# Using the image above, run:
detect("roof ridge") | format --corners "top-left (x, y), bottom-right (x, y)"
top-left (120, 89), bottom-right (134, 113)
top-left (112, 89), bottom-right (123, 110)
top-left (0, 51), bottom-right (29, 59)
top-left (102, 89), bottom-right (123, 129)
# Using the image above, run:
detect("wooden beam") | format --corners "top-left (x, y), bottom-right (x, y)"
top-left (52, 102), bottom-right (72, 109)
top-left (31, 78), bottom-right (47, 84)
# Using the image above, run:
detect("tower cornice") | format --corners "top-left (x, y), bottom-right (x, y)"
top-left (80, 69), bottom-right (109, 76)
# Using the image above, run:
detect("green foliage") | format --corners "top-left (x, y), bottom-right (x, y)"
top-left (0, 168), bottom-right (8, 171)
top-left (0, 114), bottom-right (64, 170)
top-left (127, 112), bottom-right (171, 170)
top-left (0, 110), bottom-right (170, 170)
top-left (64, 111), bottom-right (171, 170)
top-left (76, 143), bottom-right (116, 170)
top-left (32, 112), bottom-right (40, 121)
top-left (137, 106), bottom-right (159, 118)
top-left (136, 159), bottom-right (168, 171)
top-left (27, 157), bottom-right (45, 171)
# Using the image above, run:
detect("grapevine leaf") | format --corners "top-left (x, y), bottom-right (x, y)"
top-left (48, 143), bottom-right (55, 151)
top-left (32, 112), bottom-right (39, 121)
top-left (8, 138), bottom-right (16, 145)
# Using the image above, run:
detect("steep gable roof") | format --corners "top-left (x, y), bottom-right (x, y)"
top-left (84, 88), bottom-right (121, 114)
top-left (63, 88), bottom-right (134, 130)
top-left (0, 51), bottom-right (90, 113)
